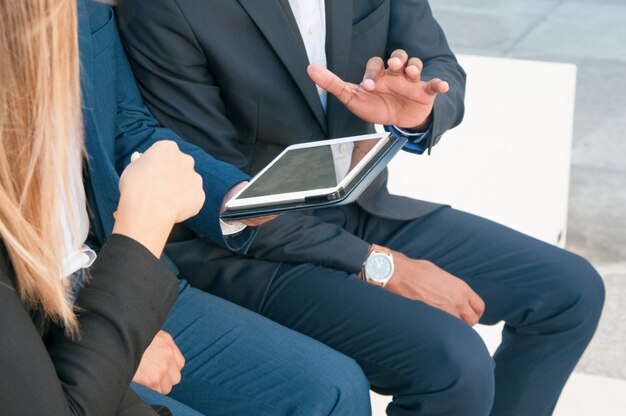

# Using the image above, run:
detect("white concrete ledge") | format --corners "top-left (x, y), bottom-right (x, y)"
top-left (386, 54), bottom-right (577, 248)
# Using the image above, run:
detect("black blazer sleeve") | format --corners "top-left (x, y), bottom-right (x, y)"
top-left (0, 234), bottom-right (178, 415)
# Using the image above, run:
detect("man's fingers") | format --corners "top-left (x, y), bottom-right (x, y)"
top-left (387, 49), bottom-right (409, 75)
top-left (361, 57), bottom-right (385, 91)
top-left (460, 308), bottom-right (480, 326)
top-left (469, 292), bottom-right (486, 319)
top-left (307, 64), bottom-right (356, 105)
top-left (423, 78), bottom-right (449, 96)
top-left (241, 214), bottom-right (280, 227)
top-left (405, 57), bottom-right (423, 82)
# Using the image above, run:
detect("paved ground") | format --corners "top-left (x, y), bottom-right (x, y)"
top-left (429, 0), bottom-right (626, 379)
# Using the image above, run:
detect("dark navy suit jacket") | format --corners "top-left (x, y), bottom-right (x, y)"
top-left (117, 0), bottom-right (466, 309)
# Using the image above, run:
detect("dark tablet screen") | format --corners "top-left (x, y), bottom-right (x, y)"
top-left (237, 137), bottom-right (386, 199)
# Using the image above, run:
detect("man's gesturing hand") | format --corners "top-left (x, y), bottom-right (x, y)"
top-left (307, 49), bottom-right (449, 130)
top-left (133, 330), bottom-right (185, 394)
top-left (385, 251), bottom-right (485, 326)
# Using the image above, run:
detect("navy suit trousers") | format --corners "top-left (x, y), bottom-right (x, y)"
top-left (216, 206), bottom-right (604, 416)
top-left (133, 280), bottom-right (371, 415)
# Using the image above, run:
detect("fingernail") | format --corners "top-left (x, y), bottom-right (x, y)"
top-left (130, 152), bottom-right (142, 162)
top-left (362, 79), bottom-right (375, 90)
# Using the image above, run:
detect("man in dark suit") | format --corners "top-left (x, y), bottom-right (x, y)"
top-left (78, 0), bottom-right (370, 414)
top-left (117, 1), bottom-right (605, 414)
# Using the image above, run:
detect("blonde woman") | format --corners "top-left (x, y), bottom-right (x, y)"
top-left (0, 0), bottom-right (204, 413)
top-left (0, 0), bottom-right (370, 415)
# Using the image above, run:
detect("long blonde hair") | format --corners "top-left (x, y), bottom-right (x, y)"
top-left (0, 0), bottom-right (82, 333)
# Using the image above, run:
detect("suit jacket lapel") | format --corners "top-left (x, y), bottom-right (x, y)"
top-left (325, 0), bottom-right (354, 138)
top-left (238, 0), bottom-right (327, 133)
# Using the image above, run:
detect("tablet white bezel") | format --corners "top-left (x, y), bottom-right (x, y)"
top-left (224, 133), bottom-right (391, 211)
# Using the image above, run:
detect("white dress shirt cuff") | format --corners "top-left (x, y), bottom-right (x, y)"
top-left (392, 125), bottom-right (431, 140)
top-left (220, 219), bottom-right (247, 236)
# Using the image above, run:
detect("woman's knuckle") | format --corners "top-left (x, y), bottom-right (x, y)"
top-left (173, 371), bottom-right (182, 384)
top-left (160, 383), bottom-right (172, 395)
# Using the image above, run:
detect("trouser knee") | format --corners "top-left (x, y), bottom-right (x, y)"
top-left (333, 357), bottom-right (371, 414)
top-left (304, 353), bottom-right (371, 415)
top-left (444, 333), bottom-right (495, 415)
top-left (551, 252), bottom-right (605, 337)
top-left (400, 323), bottom-right (495, 416)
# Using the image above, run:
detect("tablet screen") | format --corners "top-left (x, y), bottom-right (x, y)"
top-left (237, 136), bottom-right (386, 199)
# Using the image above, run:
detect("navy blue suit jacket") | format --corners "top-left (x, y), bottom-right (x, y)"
top-left (117, 0), bottom-right (465, 309)
top-left (78, 0), bottom-right (252, 252)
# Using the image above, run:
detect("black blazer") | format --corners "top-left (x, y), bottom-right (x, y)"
top-left (117, 0), bottom-right (466, 309)
top-left (0, 235), bottom-right (178, 415)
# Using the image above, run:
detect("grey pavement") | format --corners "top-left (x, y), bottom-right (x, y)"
top-left (430, 0), bottom-right (626, 379)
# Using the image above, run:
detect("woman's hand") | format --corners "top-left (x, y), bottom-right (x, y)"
top-left (113, 141), bottom-right (205, 257)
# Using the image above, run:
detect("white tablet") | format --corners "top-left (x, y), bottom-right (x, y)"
top-left (221, 132), bottom-right (405, 219)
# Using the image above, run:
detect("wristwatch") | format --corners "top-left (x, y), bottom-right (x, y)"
top-left (359, 244), bottom-right (394, 287)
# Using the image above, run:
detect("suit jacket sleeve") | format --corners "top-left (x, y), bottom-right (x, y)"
top-left (249, 211), bottom-right (371, 273)
top-left (109, 13), bottom-right (255, 251)
top-left (0, 235), bottom-right (177, 415)
top-left (387, 0), bottom-right (466, 150)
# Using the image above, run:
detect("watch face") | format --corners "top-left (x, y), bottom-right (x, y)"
top-left (365, 253), bottom-right (393, 282)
